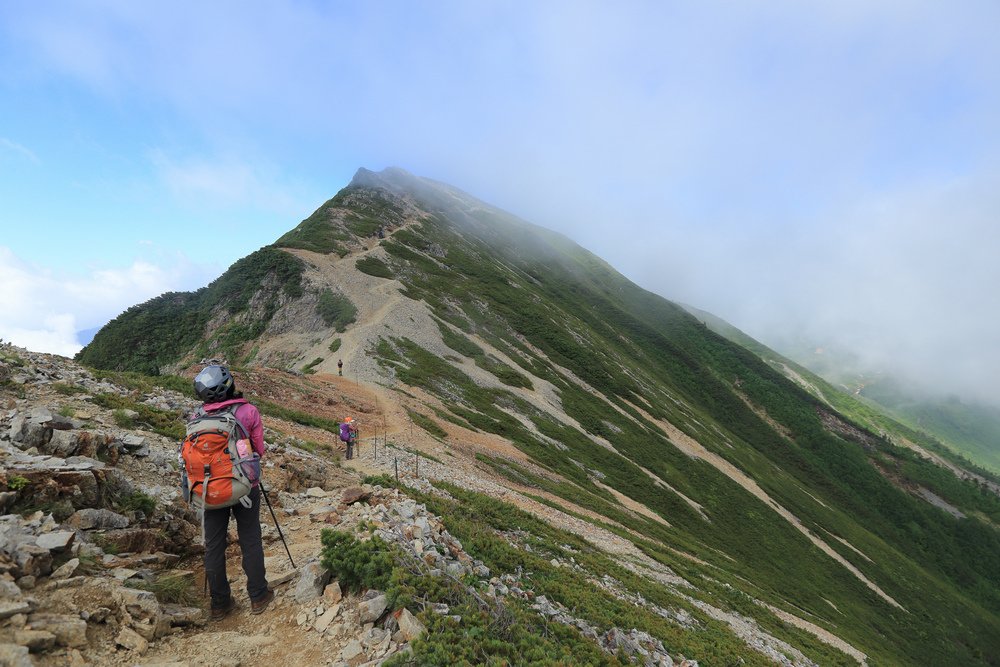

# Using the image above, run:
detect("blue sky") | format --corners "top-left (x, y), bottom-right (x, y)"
top-left (2, 1), bottom-right (999, 403)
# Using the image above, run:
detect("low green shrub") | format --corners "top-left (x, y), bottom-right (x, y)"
top-left (408, 410), bottom-right (448, 439)
top-left (7, 475), bottom-right (29, 491)
top-left (356, 256), bottom-right (393, 278)
top-left (136, 571), bottom-right (198, 605)
top-left (320, 530), bottom-right (395, 594)
top-left (116, 490), bottom-right (156, 515)
top-left (53, 382), bottom-right (87, 396)
top-left (317, 290), bottom-right (357, 332)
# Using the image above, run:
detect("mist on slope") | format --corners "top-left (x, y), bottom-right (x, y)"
top-left (617, 172), bottom-right (1000, 408)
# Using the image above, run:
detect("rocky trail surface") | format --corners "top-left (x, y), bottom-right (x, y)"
top-left (1, 343), bottom-right (865, 666)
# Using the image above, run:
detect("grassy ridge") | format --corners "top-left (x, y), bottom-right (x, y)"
top-left (77, 246), bottom-right (305, 372)
top-left (368, 190), bottom-right (1000, 664)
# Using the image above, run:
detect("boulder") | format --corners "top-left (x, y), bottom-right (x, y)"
top-left (341, 487), bottom-right (371, 505)
top-left (67, 508), bottom-right (129, 530)
top-left (14, 629), bottom-right (56, 653)
top-left (121, 434), bottom-right (146, 450)
top-left (35, 531), bottom-right (75, 552)
top-left (114, 586), bottom-right (170, 637)
top-left (44, 430), bottom-right (80, 458)
top-left (161, 603), bottom-right (206, 627)
top-left (323, 581), bottom-right (342, 604)
top-left (292, 561), bottom-right (331, 603)
top-left (9, 411), bottom-right (53, 449)
top-left (13, 543), bottom-right (53, 578)
top-left (115, 626), bottom-right (149, 654)
top-left (358, 592), bottom-right (387, 624)
top-left (26, 613), bottom-right (88, 648)
top-left (0, 643), bottom-right (32, 667)
top-left (314, 604), bottom-right (340, 633)
top-left (0, 600), bottom-right (34, 620)
top-left (341, 639), bottom-right (363, 662)
top-left (0, 579), bottom-right (21, 599)
top-left (395, 607), bottom-right (426, 641)
top-left (305, 487), bottom-right (329, 498)
top-left (50, 558), bottom-right (80, 579)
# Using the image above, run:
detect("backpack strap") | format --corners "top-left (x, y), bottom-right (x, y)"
top-left (200, 402), bottom-right (251, 440)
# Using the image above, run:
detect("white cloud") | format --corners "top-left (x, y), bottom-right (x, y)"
top-left (0, 138), bottom-right (40, 164)
top-left (627, 171), bottom-right (1000, 404)
top-left (0, 246), bottom-right (216, 357)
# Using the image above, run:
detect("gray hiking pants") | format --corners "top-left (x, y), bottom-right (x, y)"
top-left (204, 486), bottom-right (269, 608)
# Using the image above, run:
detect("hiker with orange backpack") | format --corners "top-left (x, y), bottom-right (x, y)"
top-left (181, 365), bottom-right (274, 620)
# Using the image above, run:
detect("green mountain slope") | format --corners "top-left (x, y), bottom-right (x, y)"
top-left (719, 329), bottom-right (1000, 475)
top-left (860, 380), bottom-right (1000, 472)
top-left (80, 168), bottom-right (1000, 665)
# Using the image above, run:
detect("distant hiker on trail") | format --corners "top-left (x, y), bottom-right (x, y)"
top-left (337, 359), bottom-right (343, 376)
top-left (340, 416), bottom-right (357, 460)
top-left (182, 365), bottom-right (274, 620)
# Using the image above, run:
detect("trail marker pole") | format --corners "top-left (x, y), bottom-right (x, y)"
top-left (415, 452), bottom-right (419, 478)
top-left (394, 458), bottom-right (399, 482)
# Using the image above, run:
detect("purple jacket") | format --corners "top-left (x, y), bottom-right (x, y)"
top-left (339, 422), bottom-right (352, 443)
top-left (202, 398), bottom-right (265, 457)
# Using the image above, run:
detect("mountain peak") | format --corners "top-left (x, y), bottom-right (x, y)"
top-left (349, 166), bottom-right (417, 190)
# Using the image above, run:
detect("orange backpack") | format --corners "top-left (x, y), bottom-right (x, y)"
top-left (180, 404), bottom-right (260, 510)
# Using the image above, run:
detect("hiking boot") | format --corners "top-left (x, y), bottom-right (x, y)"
top-left (250, 589), bottom-right (274, 615)
top-left (210, 597), bottom-right (236, 621)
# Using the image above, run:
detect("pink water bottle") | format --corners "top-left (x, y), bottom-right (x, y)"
top-left (236, 439), bottom-right (250, 458)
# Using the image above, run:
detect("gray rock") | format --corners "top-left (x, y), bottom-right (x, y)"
top-left (341, 638), bottom-right (363, 661)
top-left (358, 593), bottom-right (387, 624)
top-left (323, 581), bottom-right (342, 604)
top-left (122, 434), bottom-right (146, 449)
top-left (396, 501), bottom-right (416, 520)
top-left (314, 604), bottom-right (339, 633)
top-left (292, 561), bottom-right (331, 603)
top-left (0, 491), bottom-right (18, 512)
top-left (115, 625), bottom-right (149, 654)
top-left (444, 561), bottom-right (466, 578)
top-left (395, 607), bottom-right (426, 641)
top-left (9, 410), bottom-right (62, 450)
top-left (0, 579), bottom-right (22, 599)
top-left (67, 507), bottom-right (129, 530)
top-left (341, 487), bottom-right (371, 505)
top-left (0, 600), bottom-right (33, 620)
top-left (0, 643), bottom-right (32, 667)
top-left (161, 604), bottom-right (206, 627)
top-left (35, 531), bottom-right (75, 552)
top-left (14, 629), bottom-right (56, 653)
top-left (26, 613), bottom-right (88, 648)
top-left (13, 543), bottom-right (52, 577)
top-left (80, 607), bottom-right (111, 623)
top-left (50, 558), bottom-right (80, 579)
top-left (44, 429), bottom-right (79, 457)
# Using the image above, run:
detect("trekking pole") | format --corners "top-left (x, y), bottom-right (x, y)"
top-left (259, 482), bottom-right (296, 569)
